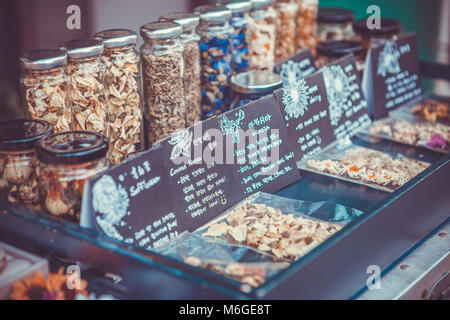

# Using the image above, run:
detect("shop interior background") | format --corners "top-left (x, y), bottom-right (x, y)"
top-left (0, 0), bottom-right (448, 122)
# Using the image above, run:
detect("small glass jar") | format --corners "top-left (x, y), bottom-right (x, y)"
top-left (195, 5), bottom-right (233, 119)
top-left (225, 1), bottom-right (252, 74)
top-left (36, 131), bottom-right (109, 223)
top-left (140, 21), bottom-right (186, 146)
top-left (94, 29), bottom-right (144, 164)
top-left (295, 0), bottom-right (318, 54)
top-left (0, 119), bottom-right (53, 210)
top-left (230, 70), bottom-right (282, 109)
top-left (248, 0), bottom-right (277, 71)
top-left (316, 40), bottom-right (365, 72)
top-left (159, 12), bottom-right (201, 128)
top-left (274, 0), bottom-right (298, 63)
top-left (19, 49), bottom-right (71, 133)
top-left (317, 7), bottom-right (355, 42)
top-left (353, 18), bottom-right (401, 55)
top-left (59, 39), bottom-right (108, 136)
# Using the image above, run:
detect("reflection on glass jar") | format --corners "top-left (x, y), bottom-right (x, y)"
top-left (0, 119), bottom-right (53, 211)
top-left (317, 7), bottom-right (355, 42)
top-left (36, 131), bottom-right (109, 223)
top-left (295, 0), bottom-right (318, 54)
top-left (316, 40), bottom-right (365, 73)
top-left (20, 49), bottom-right (71, 133)
top-left (274, 0), bottom-right (298, 63)
top-left (230, 70), bottom-right (282, 109)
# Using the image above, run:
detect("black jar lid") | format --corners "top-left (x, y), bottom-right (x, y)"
top-left (317, 8), bottom-right (355, 23)
top-left (35, 131), bottom-right (108, 165)
top-left (0, 119), bottom-right (53, 151)
top-left (231, 70), bottom-right (282, 95)
top-left (317, 40), bottom-right (364, 58)
top-left (353, 18), bottom-right (401, 36)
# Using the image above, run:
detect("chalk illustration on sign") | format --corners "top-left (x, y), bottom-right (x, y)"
top-left (282, 78), bottom-right (310, 120)
top-left (322, 65), bottom-right (351, 126)
top-left (377, 41), bottom-right (401, 77)
top-left (219, 109), bottom-right (245, 143)
top-left (280, 60), bottom-right (302, 87)
top-left (93, 174), bottom-right (130, 242)
top-left (168, 129), bottom-right (193, 161)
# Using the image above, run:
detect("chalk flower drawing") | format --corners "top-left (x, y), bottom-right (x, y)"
top-left (377, 41), bottom-right (401, 77)
top-left (282, 78), bottom-right (310, 120)
top-left (322, 65), bottom-right (351, 126)
top-left (168, 129), bottom-right (193, 161)
top-left (93, 174), bottom-right (130, 241)
top-left (280, 60), bottom-right (302, 87)
top-left (219, 109), bottom-right (245, 143)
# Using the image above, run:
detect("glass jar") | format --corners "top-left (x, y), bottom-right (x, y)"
top-left (317, 7), bottom-right (355, 42)
top-left (248, 0), bottom-right (277, 71)
top-left (274, 0), bottom-right (298, 63)
top-left (159, 12), bottom-right (201, 128)
top-left (225, 1), bottom-right (252, 74)
top-left (195, 5), bottom-right (233, 119)
top-left (0, 119), bottom-right (53, 210)
top-left (140, 21), bottom-right (186, 146)
top-left (36, 131), bottom-right (109, 223)
top-left (59, 39), bottom-right (108, 136)
top-left (353, 18), bottom-right (401, 56)
top-left (316, 40), bottom-right (365, 72)
top-left (230, 70), bottom-right (282, 109)
top-left (19, 49), bottom-right (71, 133)
top-left (94, 29), bottom-right (144, 164)
top-left (295, 0), bottom-right (318, 54)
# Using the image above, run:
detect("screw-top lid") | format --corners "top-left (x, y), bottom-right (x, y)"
top-left (251, 0), bottom-right (275, 9)
top-left (353, 18), bottom-right (401, 36)
top-left (59, 39), bottom-right (104, 59)
top-left (317, 8), bottom-right (354, 23)
top-left (231, 70), bottom-right (282, 95)
top-left (19, 49), bottom-right (67, 71)
top-left (226, 1), bottom-right (252, 14)
top-left (140, 21), bottom-right (183, 40)
top-left (94, 29), bottom-right (138, 48)
top-left (35, 131), bottom-right (108, 165)
top-left (317, 40), bottom-right (363, 58)
top-left (0, 119), bottom-right (53, 151)
top-left (194, 5), bottom-right (232, 22)
top-left (159, 12), bottom-right (200, 29)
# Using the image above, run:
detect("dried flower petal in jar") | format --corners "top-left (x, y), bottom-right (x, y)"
top-left (230, 70), bottom-right (282, 109)
top-left (59, 39), bottom-right (108, 136)
top-left (195, 5), bottom-right (233, 119)
top-left (36, 131), bottom-right (109, 223)
top-left (316, 40), bottom-right (365, 72)
top-left (94, 29), bottom-right (143, 164)
top-left (353, 18), bottom-right (401, 56)
top-left (140, 21), bottom-right (186, 145)
top-left (295, 0), bottom-right (318, 54)
top-left (274, 0), bottom-right (298, 63)
top-left (160, 12), bottom-right (202, 127)
top-left (20, 49), bottom-right (71, 133)
top-left (248, 0), bottom-right (277, 71)
top-left (0, 119), bottom-right (53, 210)
top-left (317, 7), bottom-right (355, 42)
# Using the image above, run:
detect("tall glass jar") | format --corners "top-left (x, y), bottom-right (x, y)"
top-left (316, 40), bottom-right (365, 72)
top-left (0, 119), bottom-right (53, 211)
top-left (94, 29), bottom-right (144, 164)
top-left (140, 21), bottom-right (186, 146)
top-left (295, 0), bottom-right (318, 54)
top-left (248, 0), bottom-right (277, 71)
top-left (195, 5), bottom-right (233, 119)
top-left (274, 0), bottom-right (298, 63)
top-left (59, 39), bottom-right (108, 136)
top-left (317, 7), bottom-right (355, 42)
top-left (353, 18), bottom-right (401, 56)
top-left (230, 70), bottom-right (282, 109)
top-left (160, 12), bottom-right (201, 128)
top-left (36, 131), bottom-right (109, 223)
top-left (19, 49), bottom-right (71, 133)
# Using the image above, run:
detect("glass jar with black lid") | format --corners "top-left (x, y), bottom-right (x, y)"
top-left (35, 131), bottom-right (109, 223)
top-left (316, 40), bottom-right (365, 72)
top-left (230, 70), bottom-right (282, 109)
top-left (0, 119), bottom-right (53, 210)
top-left (353, 17), bottom-right (401, 54)
top-left (317, 7), bottom-right (355, 42)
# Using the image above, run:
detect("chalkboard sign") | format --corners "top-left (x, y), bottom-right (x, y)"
top-left (362, 33), bottom-right (422, 119)
top-left (274, 48), bottom-right (317, 87)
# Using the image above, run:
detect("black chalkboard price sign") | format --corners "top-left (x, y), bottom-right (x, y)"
top-left (274, 48), bottom-right (317, 87)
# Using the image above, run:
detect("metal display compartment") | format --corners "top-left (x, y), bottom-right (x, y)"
top-left (0, 63), bottom-right (449, 300)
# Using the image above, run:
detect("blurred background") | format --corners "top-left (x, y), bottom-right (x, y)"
top-left (0, 0), bottom-right (448, 121)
